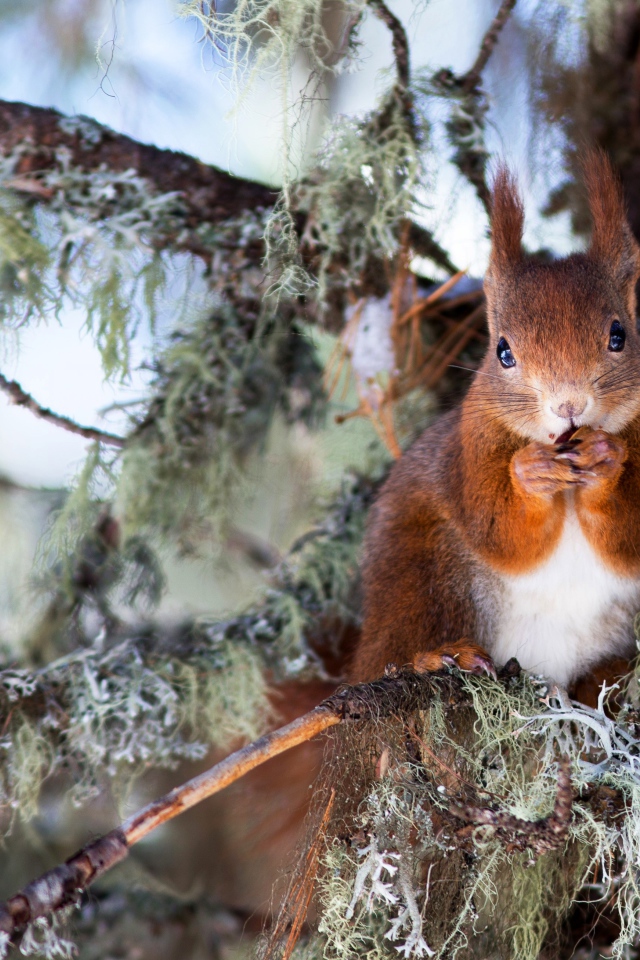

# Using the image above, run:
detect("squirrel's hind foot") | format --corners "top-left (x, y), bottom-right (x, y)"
top-left (413, 639), bottom-right (497, 679)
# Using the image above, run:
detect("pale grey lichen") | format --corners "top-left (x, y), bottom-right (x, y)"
top-left (178, 0), bottom-right (366, 89)
top-left (0, 475), bottom-right (372, 823)
top-left (18, 912), bottom-right (76, 960)
top-left (289, 669), bottom-right (640, 960)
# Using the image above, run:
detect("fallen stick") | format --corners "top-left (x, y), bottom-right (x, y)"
top-left (0, 703), bottom-right (341, 940)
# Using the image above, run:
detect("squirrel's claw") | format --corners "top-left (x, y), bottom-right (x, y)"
top-left (413, 640), bottom-right (497, 680)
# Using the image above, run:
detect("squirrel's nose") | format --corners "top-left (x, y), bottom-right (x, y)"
top-left (552, 399), bottom-right (586, 420)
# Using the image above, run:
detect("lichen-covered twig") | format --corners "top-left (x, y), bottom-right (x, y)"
top-left (433, 0), bottom-right (518, 214)
top-left (0, 704), bottom-right (342, 940)
top-left (367, 0), bottom-right (416, 142)
top-left (0, 372), bottom-right (126, 447)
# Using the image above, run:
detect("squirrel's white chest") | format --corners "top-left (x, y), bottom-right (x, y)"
top-left (490, 509), bottom-right (640, 686)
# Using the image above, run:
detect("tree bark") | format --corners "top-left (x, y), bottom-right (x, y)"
top-left (0, 99), bottom-right (278, 228)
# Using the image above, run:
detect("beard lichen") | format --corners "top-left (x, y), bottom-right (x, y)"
top-left (294, 90), bottom-right (429, 312)
top-left (117, 303), bottom-right (324, 548)
top-left (178, 0), bottom-right (366, 92)
top-left (0, 475), bottom-right (372, 825)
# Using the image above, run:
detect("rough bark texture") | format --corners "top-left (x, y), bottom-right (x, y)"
top-left (0, 99), bottom-right (277, 227)
top-left (0, 830), bottom-right (129, 937)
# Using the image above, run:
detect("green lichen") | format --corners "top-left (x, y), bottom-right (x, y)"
top-left (117, 304), bottom-right (325, 548)
top-left (290, 87), bottom-right (429, 309)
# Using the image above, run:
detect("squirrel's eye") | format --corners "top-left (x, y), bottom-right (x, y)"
top-left (497, 337), bottom-right (516, 368)
top-left (608, 319), bottom-right (626, 352)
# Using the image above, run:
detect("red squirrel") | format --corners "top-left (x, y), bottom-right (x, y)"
top-left (351, 151), bottom-right (640, 692)
top-left (187, 153), bottom-right (640, 922)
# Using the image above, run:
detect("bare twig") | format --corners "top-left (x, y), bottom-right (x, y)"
top-left (122, 706), bottom-right (340, 845)
top-left (0, 704), bottom-right (341, 940)
top-left (367, 0), bottom-right (410, 91)
top-left (460, 0), bottom-right (518, 92)
top-left (0, 372), bottom-right (126, 448)
top-left (432, 0), bottom-right (518, 215)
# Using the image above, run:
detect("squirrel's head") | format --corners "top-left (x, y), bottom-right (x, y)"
top-left (482, 151), bottom-right (640, 443)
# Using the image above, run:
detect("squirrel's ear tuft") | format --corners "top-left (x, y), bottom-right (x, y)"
top-left (584, 148), bottom-right (640, 311)
top-left (488, 164), bottom-right (524, 276)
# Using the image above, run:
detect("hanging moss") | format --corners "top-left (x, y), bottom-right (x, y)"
top-left (178, 0), bottom-right (366, 91)
top-left (294, 90), bottom-right (429, 309)
top-left (117, 304), bottom-right (325, 548)
top-left (0, 474), bottom-right (373, 822)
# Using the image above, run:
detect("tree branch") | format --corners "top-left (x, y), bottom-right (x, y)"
top-left (432, 0), bottom-right (518, 216)
top-left (0, 704), bottom-right (342, 940)
top-left (367, 0), bottom-right (410, 92)
top-left (0, 372), bottom-right (126, 448)
top-left (0, 98), bottom-right (458, 291)
top-left (460, 0), bottom-right (518, 92)
top-left (0, 100), bottom-right (277, 235)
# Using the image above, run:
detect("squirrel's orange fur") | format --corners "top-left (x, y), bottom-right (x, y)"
top-left (194, 153), bottom-right (640, 923)
top-left (351, 151), bottom-right (640, 688)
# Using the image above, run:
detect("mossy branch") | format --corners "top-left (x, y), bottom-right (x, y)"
top-left (0, 99), bottom-right (277, 260)
top-left (0, 372), bottom-right (125, 447)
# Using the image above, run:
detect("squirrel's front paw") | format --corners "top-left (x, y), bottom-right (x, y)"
top-left (555, 428), bottom-right (626, 493)
top-left (511, 441), bottom-right (577, 499)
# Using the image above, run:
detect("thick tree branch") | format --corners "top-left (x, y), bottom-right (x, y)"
top-left (0, 100), bottom-right (277, 231)
top-left (0, 372), bottom-right (126, 448)
top-left (0, 99), bottom-right (457, 288)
